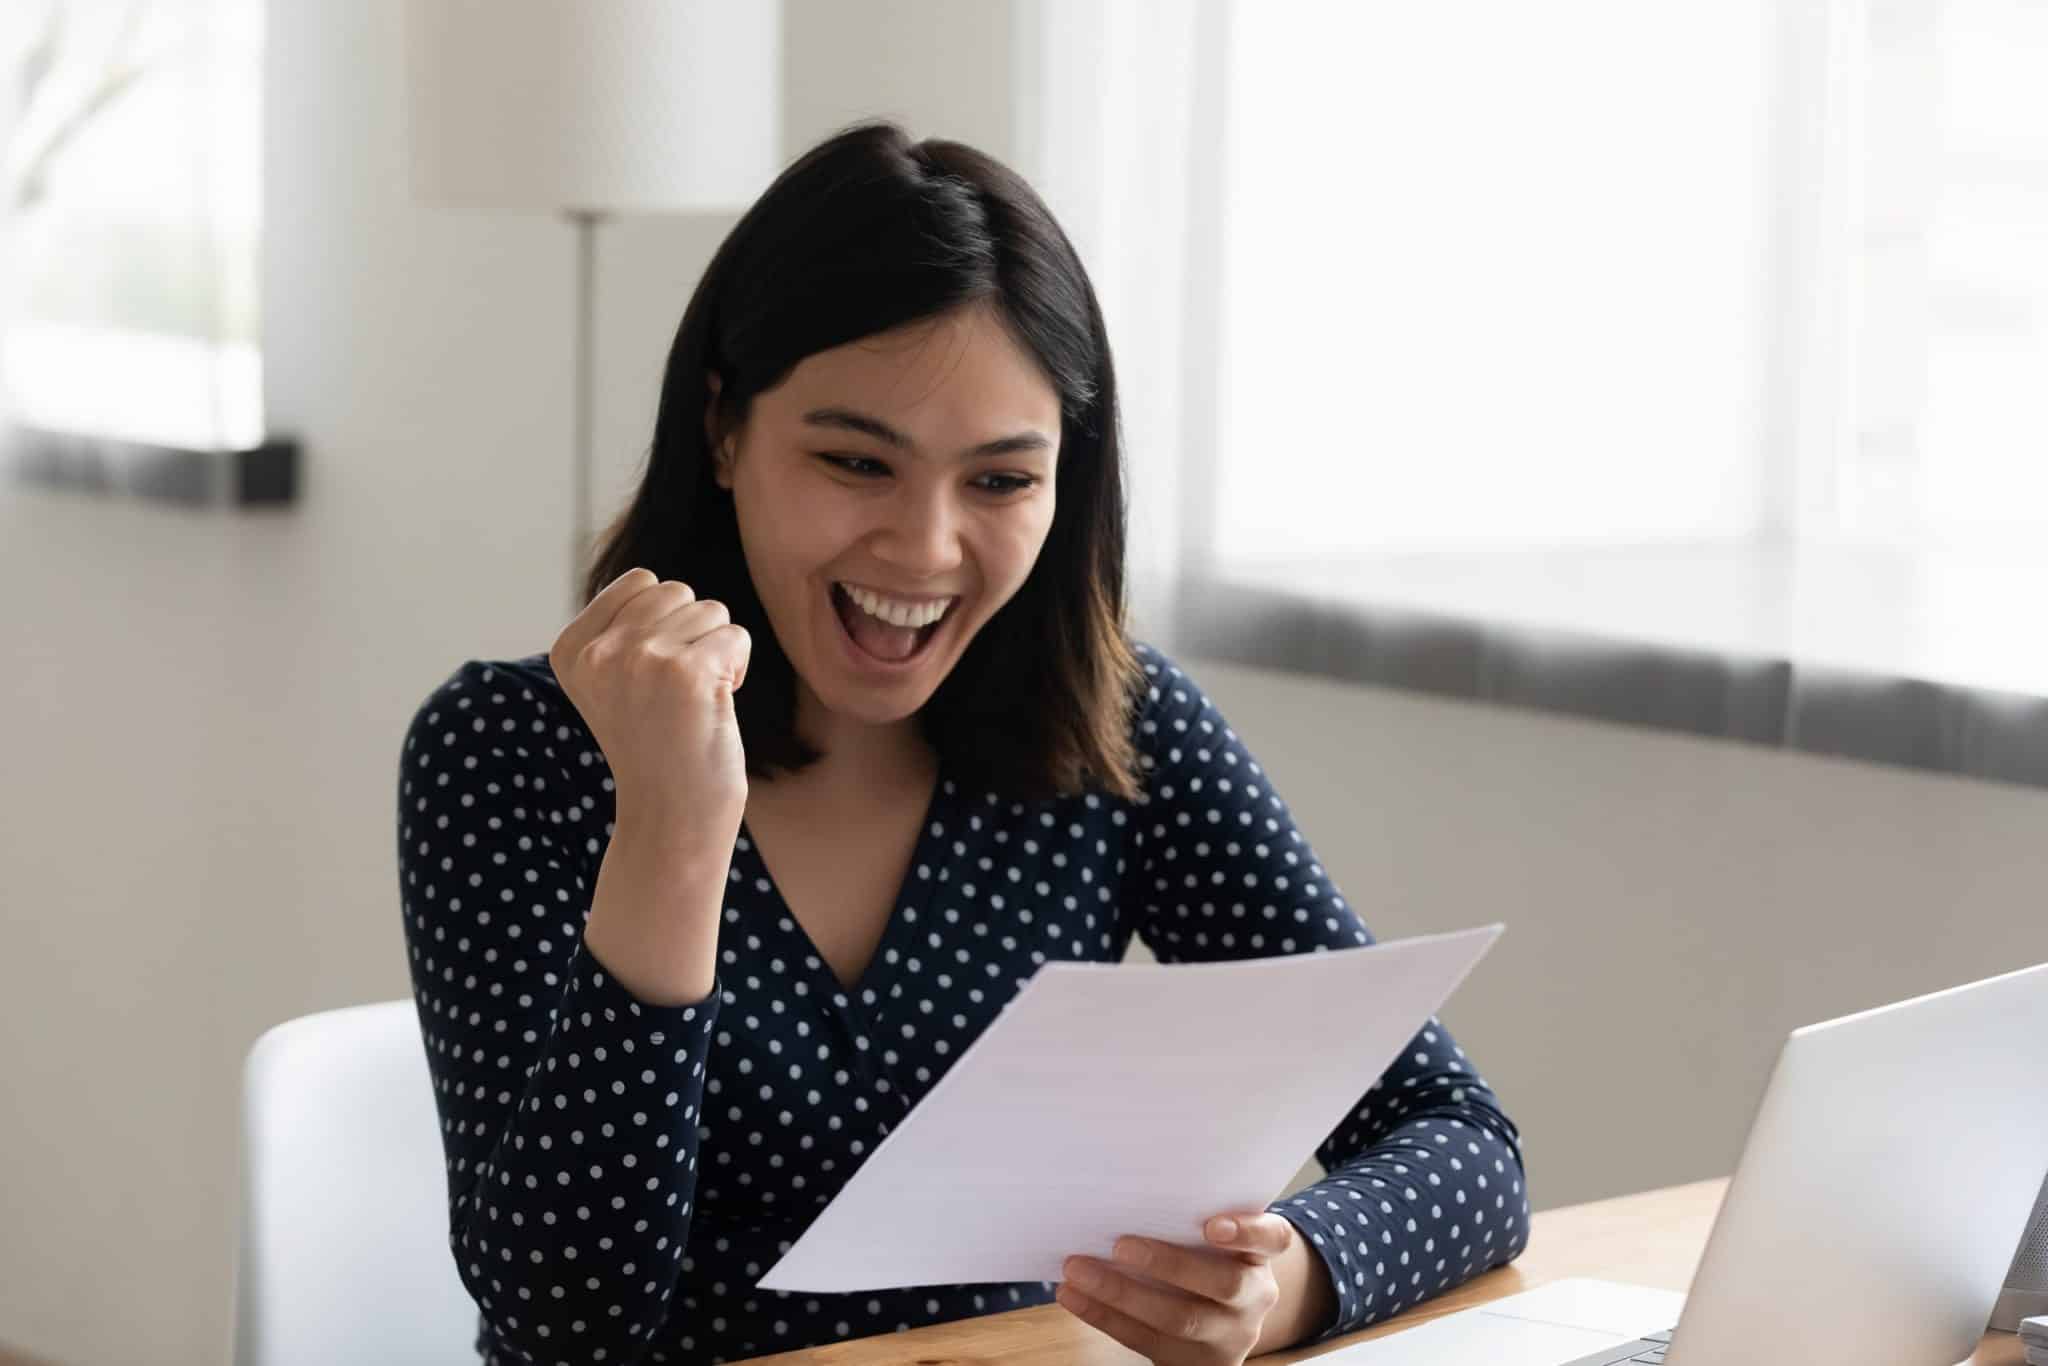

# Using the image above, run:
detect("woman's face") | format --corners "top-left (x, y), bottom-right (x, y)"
top-left (709, 303), bottom-right (1062, 729)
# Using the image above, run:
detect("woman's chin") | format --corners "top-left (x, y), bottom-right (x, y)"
top-left (812, 644), bottom-right (959, 727)
top-left (832, 691), bottom-right (925, 726)
top-left (789, 640), bottom-right (929, 725)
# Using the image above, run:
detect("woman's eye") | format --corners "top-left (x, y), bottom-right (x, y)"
top-left (818, 454), bottom-right (1037, 496)
top-left (818, 454), bottom-right (888, 477)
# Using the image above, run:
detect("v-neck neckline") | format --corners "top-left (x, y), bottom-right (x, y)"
top-left (736, 761), bottom-right (950, 1008)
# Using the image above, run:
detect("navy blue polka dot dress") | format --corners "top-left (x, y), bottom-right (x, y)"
top-left (397, 640), bottom-right (1530, 1365)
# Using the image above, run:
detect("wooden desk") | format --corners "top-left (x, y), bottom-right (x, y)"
top-left (742, 1178), bottom-right (2023, 1363)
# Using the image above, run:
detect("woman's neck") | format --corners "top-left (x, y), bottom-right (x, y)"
top-left (767, 684), bottom-right (937, 802)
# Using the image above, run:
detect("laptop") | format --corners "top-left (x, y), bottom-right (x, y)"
top-left (1319, 959), bottom-right (2048, 1365)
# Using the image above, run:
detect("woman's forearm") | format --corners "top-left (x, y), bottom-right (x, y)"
top-left (582, 810), bottom-right (731, 1006)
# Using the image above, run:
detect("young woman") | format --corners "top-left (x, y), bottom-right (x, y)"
top-left (398, 121), bottom-right (1529, 1366)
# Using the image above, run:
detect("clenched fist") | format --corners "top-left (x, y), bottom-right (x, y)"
top-left (549, 567), bottom-right (754, 862)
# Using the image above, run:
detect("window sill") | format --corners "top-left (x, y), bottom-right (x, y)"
top-left (1171, 540), bottom-right (2048, 792)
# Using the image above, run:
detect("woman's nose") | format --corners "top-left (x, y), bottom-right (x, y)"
top-left (873, 486), bottom-right (963, 577)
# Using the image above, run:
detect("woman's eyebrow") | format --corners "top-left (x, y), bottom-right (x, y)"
top-left (801, 406), bottom-right (1052, 459)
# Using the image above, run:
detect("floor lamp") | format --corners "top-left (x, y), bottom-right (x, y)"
top-left (403, 0), bottom-right (781, 615)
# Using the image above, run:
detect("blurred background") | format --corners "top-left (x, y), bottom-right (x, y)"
top-left (4, 1), bottom-right (2047, 1362)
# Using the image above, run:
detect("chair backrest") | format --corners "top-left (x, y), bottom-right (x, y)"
top-left (233, 999), bottom-right (477, 1365)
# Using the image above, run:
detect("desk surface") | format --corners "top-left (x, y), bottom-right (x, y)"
top-left (740, 1177), bottom-right (2022, 1363)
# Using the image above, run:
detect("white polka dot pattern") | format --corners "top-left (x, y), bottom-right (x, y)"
top-left (396, 643), bottom-right (1528, 1363)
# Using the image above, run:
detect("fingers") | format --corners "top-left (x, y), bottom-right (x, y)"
top-left (1202, 1211), bottom-right (1296, 1263)
top-left (1053, 1214), bottom-right (1294, 1359)
top-left (553, 567), bottom-right (658, 668)
top-left (1095, 1235), bottom-right (1271, 1307)
top-left (643, 595), bottom-right (748, 691)
top-left (1056, 1269), bottom-right (1226, 1361)
top-left (1055, 1281), bottom-right (1177, 1360)
top-left (608, 576), bottom-right (697, 634)
top-left (699, 622), bottom-right (752, 694)
top-left (649, 595), bottom-right (729, 643)
top-left (555, 571), bottom-right (737, 681)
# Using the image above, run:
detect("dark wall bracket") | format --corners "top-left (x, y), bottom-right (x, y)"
top-left (6, 424), bottom-right (300, 507)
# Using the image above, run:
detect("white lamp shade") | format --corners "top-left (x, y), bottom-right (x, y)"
top-left (404, 0), bottom-right (782, 214)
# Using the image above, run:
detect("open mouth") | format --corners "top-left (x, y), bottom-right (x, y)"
top-left (830, 581), bottom-right (948, 667)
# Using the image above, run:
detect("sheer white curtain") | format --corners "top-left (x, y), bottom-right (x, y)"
top-left (1011, 0), bottom-right (1228, 636)
top-left (1018, 0), bottom-right (1774, 593)
top-left (1215, 1), bottom-right (1775, 563)
top-left (1806, 0), bottom-right (2048, 549)
top-left (1016, 0), bottom-right (2048, 603)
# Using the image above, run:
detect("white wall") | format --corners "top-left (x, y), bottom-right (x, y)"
top-left (5, 2), bottom-right (2046, 1363)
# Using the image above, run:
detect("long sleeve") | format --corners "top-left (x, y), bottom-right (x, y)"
top-left (1122, 645), bottom-right (1530, 1344)
top-left (397, 659), bottom-right (726, 1365)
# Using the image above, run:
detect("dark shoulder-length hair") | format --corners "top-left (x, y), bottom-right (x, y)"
top-left (583, 120), bottom-right (1145, 803)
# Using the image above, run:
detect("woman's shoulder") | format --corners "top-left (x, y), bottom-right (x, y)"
top-left (408, 651), bottom-right (573, 723)
top-left (1124, 637), bottom-right (1218, 731)
top-left (1127, 637), bottom-right (1191, 692)
top-left (1105, 637), bottom-right (1235, 798)
top-left (420, 650), bottom-right (564, 700)
top-left (401, 650), bottom-right (598, 776)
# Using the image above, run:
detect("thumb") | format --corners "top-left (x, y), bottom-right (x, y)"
top-left (729, 624), bottom-right (751, 693)
top-left (704, 622), bottom-right (750, 696)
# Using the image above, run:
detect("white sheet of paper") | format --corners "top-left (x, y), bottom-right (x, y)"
top-left (755, 922), bottom-right (1505, 1293)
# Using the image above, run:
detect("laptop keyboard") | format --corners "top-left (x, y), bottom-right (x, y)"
top-left (1559, 1326), bottom-right (1676, 1365)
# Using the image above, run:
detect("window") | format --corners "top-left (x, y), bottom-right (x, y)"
top-left (1212, 1), bottom-right (1773, 560)
top-left (1828, 0), bottom-right (2048, 547)
top-left (2, 0), bottom-right (263, 452)
top-left (1204, 0), bottom-right (2048, 564)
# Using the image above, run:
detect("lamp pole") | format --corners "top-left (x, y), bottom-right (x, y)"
top-left (568, 209), bottom-right (606, 616)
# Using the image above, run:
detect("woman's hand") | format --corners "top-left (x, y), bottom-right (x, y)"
top-left (549, 567), bottom-right (752, 857)
top-left (1057, 1210), bottom-right (1328, 1363)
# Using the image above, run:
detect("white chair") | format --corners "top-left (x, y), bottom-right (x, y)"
top-left (233, 999), bottom-right (479, 1365)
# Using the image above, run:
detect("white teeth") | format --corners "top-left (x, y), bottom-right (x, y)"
top-left (839, 583), bottom-right (951, 629)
